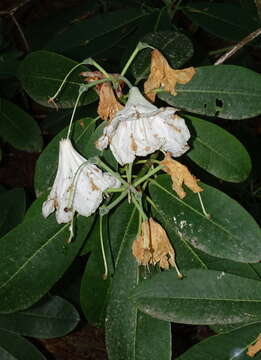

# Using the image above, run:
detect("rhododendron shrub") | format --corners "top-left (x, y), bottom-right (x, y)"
top-left (0, 3), bottom-right (261, 359)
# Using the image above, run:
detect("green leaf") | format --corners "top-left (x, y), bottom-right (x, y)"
top-left (158, 65), bottom-right (261, 119)
top-left (132, 30), bottom-right (194, 82)
top-left (0, 197), bottom-right (94, 313)
top-left (177, 322), bottom-right (261, 360)
top-left (0, 98), bottom-right (43, 152)
top-left (0, 329), bottom-right (46, 359)
top-left (183, 2), bottom-right (261, 45)
top-left (25, 3), bottom-right (101, 50)
top-left (18, 51), bottom-right (97, 109)
top-left (186, 115), bottom-right (251, 182)
top-left (0, 296), bottom-right (79, 338)
top-left (80, 218), bottom-right (110, 326)
top-left (105, 201), bottom-right (171, 360)
top-left (149, 175), bottom-right (261, 263)
top-left (44, 8), bottom-right (150, 55)
top-left (0, 188), bottom-right (26, 238)
top-left (34, 117), bottom-right (97, 196)
top-left (133, 269), bottom-right (261, 325)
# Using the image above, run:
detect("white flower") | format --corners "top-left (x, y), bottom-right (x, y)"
top-left (42, 139), bottom-right (120, 223)
top-left (96, 87), bottom-right (190, 165)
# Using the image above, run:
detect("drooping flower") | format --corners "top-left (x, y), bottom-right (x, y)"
top-left (80, 71), bottom-right (124, 121)
top-left (144, 49), bottom-right (196, 102)
top-left (42, 138), bottom-right (120, 224)
top-left (96, 86), bottom-right (190, 165)
top-left (132, 217), bottom-right (183, 276)
top-left (160, 152), bottom-right (203, 199)
top-left (97, 82), bottom-right (124, 121)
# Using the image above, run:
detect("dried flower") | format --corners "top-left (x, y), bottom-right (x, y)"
top-left (97, 82), bottom-right (124, 121)
top-left (144, 49), bottom-right (196, 102)
top-left (96, 87), bottom-right (190, 165)
top-left (42, 139), bottom-right (120, 223)
top-left (132, 218), bottom-right (183, 276)
top-left (80, 71), bottom-right (124, 121)
top-left (161, 152), bottom-right (203, 199)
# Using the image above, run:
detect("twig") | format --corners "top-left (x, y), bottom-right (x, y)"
top-left (0, 0), bottom-right (31, 53)
top-left (10, 13), bottom-right (30, 53)
top-left (0, 0), bottom-right (31, 15)
top-left (214, 27), bottom-right (261, 65)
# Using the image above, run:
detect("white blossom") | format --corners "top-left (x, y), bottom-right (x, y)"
top-left (96, 87), bottom-right (190, 165)
top-left (42, 139), bottom-right (120, 223)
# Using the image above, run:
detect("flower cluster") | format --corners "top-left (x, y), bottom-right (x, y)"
top-left (42, 47), bottom-right (200, 273)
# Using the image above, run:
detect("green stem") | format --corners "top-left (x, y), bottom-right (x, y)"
top-left (66, 85), bottom-right (86, 139)
top-left (133, 165), bottom-right (163, 188)
top-left (132, 194), bottom-right (148, 222)
top-left (49, 62), bottom-right (85, 102)
top-left (121, 42), bottom-right (154, 76)
top-left (93, 157), bottom-right (128, 187)
top-left (99, 190), bottom-right (128, 215)
top-left (83, 58), bottom-right (110, 78)
top-left (99, 215), bottom-right (108, 279)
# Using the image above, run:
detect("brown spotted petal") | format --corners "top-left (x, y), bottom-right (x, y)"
top-left (42, 139), bottom-right (120, 224)
top-left (161, 153), bottom-right (203, 199)
top-left (144, 49), bottom-right (196, 102)
top-left (132, 219), bottom-right (151, 266)
top-left (96, 87), bottom-right (191, 165)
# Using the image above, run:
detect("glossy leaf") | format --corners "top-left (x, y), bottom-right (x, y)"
top-left (158, 65), bottom-right (261, 119)
top-left (0, 329), bottom-right (46, 360)
top-left (34, 117), bottom-right (96, 196)
top-left (187, 115), bottom-right (251, 182)
top-left (0, 197), bottom-right (94, 313)
top-left (106, 201), bottom-right (171, 360)
top-left (0, 188), bottom-right (26, 238)
top-left (177, 322), bottom-right (261, 360)
top-left (132, 30), bottom-right (194, 82)
top-left (44, 8), bottom-right (149, 55)
top-left (0, 98), bottom-right (43, 152)
top-left (133, 269), bottom-right (261, 325)
top-left (183, 2), bottom-right (261, 45)
top-left (149, 175), bottom-right (261, 263)
top-left (80, 218), bottom-right (110, 326)
top-left (0, 296), bottom-right (79, 338)
top-left (19, 51), bottom-right (97, 108)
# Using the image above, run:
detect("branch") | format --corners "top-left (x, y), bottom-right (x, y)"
top-left (214, 27), bottom-right (261, 65)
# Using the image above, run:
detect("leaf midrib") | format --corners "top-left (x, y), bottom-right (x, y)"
top-left (191, 136), bottom-right (244, 178)
top-left (0, 222), bottom-right (69, 291)
top-left (152, 179), bottom-right (241, 241)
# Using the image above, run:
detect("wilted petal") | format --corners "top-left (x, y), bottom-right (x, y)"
top-left (161, 152), bottom-right (203, 199)
top-left (96, 87), bottom-right (191, 165)
top-left (42, 139), bottom-right (120, 223)
top-left (97, 82), bottom-right (123, 121)
top-left (144, 49), bottom-right (196, 102)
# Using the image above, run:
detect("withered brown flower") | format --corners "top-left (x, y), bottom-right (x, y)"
top-left (144, 49), bottom-right (196, 102)
top-left (132, 217), bottom-right (183, 277)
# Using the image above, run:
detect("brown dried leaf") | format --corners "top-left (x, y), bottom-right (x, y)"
top-left (247, 334), bottom-right (261, 358)
top-left (161, 152), bottom-right (203, 199)
top-left (144, 49), bottom-right (196, 102)
top-left (97, 83), bottom-right (124, 121)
